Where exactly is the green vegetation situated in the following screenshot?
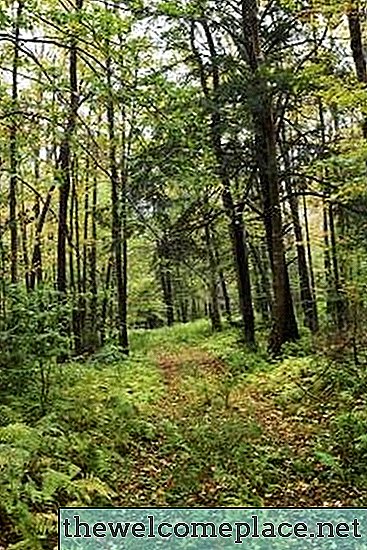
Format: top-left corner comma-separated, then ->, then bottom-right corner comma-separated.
1,321 -> 367,548
2,0 -> 367,547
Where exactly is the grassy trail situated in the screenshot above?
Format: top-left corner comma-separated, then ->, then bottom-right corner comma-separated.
115,321 -> 361,508
1,321 -> 366,548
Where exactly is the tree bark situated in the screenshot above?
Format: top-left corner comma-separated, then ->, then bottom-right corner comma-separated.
281,126 -> 318,332
191,20 -> 256,346
157,239 -> 175,327
204,223 -> 222,331
241,0 -> 299,353
88,168 -> 99,349
105,41 -> 129,353
57,0 -> 82,294
9,0 -> 23,284
347,1 -> 367,138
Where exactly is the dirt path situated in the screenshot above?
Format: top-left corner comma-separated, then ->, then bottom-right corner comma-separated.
153,346 -> 358,507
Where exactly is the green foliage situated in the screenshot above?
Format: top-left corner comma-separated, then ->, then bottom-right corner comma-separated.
0,286 -> 69,414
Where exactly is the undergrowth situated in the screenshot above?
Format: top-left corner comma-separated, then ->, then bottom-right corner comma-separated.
1,320 -> 367,548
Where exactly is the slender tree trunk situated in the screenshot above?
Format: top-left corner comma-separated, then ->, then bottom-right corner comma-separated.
281,127 -> 318,332
347,1 -> 367,138
212,230 -> 232,323
29,184 -> 55,290
191,20 -> 256,346
329,202 -> 348,330
157,240 -> 175,327
322,197 -> 334,319
302,194 -> 318,312
248,240 -> 272,322
120,154 -> 129,352
80,161 -> 89,343
73,166 -> 82,353
20,189 -> 30,290
9,0 -> 23,284
88,167 -> 99,349
57,0 -> 82,294
204,223 -> 222,331
100,256 -> 113,346
105,41 -> 129,353
241,0 -> 298,353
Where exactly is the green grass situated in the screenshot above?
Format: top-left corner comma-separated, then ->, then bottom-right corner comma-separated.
1,320 -> 367,548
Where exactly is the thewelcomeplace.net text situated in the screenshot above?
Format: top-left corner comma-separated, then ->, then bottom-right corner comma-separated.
61,513 -> 362,543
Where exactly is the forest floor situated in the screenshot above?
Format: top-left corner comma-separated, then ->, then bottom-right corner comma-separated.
2,320 -> 367,547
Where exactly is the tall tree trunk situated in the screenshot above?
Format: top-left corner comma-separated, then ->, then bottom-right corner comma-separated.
204,223 -> 222,331
318,98 -> 347,328
88,167 -> 99,349
248,240 -> 272,323
347,1 -> 367,138
9,0 -> 23,284
191,20 -> 256,346
80,163 -> 89,344
20,186 -> 30,290
72,166 -> 82,353
212,229 -> 232,323
29,185 -> 55,290
302,194 -> 318,313
105,44 -> 129,353
120,143 -> 129,352
241,0 -> 298,353
157,239 -> 175,327
322,197 -> 334,319
329,202 -> 348,330
57,0 -> 82,294
281,127 -> 318,332
100,256 -> 113,346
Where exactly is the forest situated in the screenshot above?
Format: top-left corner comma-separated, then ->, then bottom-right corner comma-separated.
1,0 -> 367,547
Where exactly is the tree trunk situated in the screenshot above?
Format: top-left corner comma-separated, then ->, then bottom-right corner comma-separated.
329,202 -> 348,330
105,42 -> 129,354
157,240 -> 175,327
281,126 -> 318,332
347,1 -> 367,138
9,0 -> 23,284
322,196 -> 334,319
248,240 -> 272,322
302,194 -> 318,314
88,168 -> 99,350
81,162 -> 89,343
204,223 -> 222,331
191,20 -> 256,346
241,0 -> 298,353
72,166 -> 82,354
212,230 -> 232,323
20,188 -> 30,290
57,0 -> 82,294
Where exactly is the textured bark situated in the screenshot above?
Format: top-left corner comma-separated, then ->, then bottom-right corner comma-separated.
9,0 -> 23,284
205,224 -> 222,331
192,20 -> 256,346
88,169 -> 99,349
157,240 -> 175,327
282,127 -> 318,332
248,240 -> 272,322
241,0 -> 299,353
57,0 -> 83,294
347,2 -> 367,137
105,44 -> 129,353
302,194 -> 318,315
